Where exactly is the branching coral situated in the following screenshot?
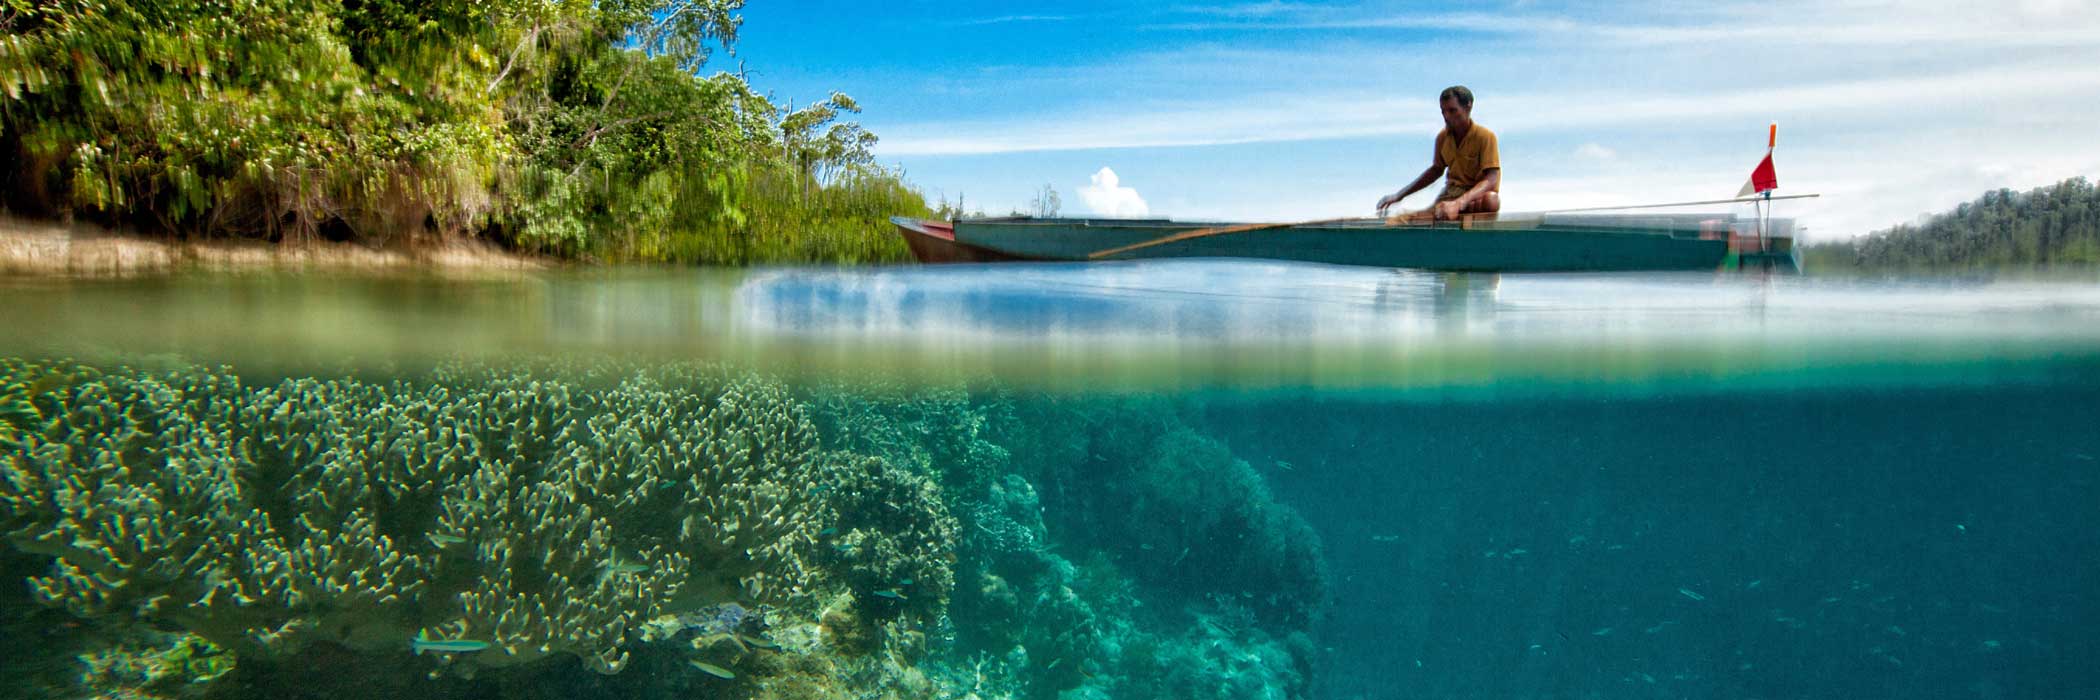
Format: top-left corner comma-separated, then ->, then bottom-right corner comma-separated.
0,361 -> 956,677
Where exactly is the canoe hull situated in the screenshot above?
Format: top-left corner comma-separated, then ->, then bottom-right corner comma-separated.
892,215 -> 1796,273
892,217 -> 1038,263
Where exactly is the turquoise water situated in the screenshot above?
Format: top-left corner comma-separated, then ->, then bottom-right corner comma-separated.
3,263 -> 2098,699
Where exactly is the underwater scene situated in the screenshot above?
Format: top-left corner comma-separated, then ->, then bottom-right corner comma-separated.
3,263 -> 2098,700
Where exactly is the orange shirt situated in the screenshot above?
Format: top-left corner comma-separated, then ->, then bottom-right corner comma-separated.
1435,124 -> 1500,200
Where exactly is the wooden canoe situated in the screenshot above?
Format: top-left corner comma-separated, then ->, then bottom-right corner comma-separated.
891,214 -> 1797,272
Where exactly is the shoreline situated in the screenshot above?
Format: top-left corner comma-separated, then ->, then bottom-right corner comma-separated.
0,213 -> 550,278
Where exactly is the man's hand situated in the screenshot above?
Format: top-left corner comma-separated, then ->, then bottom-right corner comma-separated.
1434,199 -> 1464,221
1376,192 -> 1403,216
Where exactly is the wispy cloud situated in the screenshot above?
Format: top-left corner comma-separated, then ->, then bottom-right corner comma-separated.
1145,2 -> 2100,47
1172,1 -> 1327,18
878,60 -> 2100,156
951,14 -> 1072,27
1573,143 -> 1616,161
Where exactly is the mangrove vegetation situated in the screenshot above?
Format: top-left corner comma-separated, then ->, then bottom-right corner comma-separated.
0,0 -> 925,264
1805,177 -> 2100,271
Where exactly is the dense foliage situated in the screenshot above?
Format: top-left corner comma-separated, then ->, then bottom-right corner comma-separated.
1805,177 -> 2100,271
0,0 -> 923,264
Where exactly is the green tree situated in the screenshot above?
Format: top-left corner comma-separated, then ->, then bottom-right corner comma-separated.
779,93 -> 877,196
0,0 -> 926,264
1804,177 -> 2100,271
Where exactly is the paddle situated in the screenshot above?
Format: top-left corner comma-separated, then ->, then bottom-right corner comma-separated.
1086,216 -> 1374,260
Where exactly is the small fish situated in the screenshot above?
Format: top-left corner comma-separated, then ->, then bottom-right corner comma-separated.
689,660 -> 736,679
897,578 -> 913,586
1745,579 -> 1762,589
426,533 -> 467,548
1370,534 -> 1401,543
1506,548 -> 1528,557
818,527 -> 838,537
1591,627 -> 1615,636
2073,453 -> 2094,462
412,633 -> 491,654
871,589 -> 907,600
603,562 -> 648,575
1274,460 -> 1294,471
1644,621 -> 1676,634
1678,587 -> 1706,602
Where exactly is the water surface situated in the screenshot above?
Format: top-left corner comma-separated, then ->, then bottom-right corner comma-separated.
3,262 -> 2097,700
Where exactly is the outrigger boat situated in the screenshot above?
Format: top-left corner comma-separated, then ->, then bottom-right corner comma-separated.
891,208 -> 1804,273
895,126 -> 1808,273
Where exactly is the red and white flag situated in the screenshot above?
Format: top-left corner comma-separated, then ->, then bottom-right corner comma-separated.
1738,124 -> 1779,197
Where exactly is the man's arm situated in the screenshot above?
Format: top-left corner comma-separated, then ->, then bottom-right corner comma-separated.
1434,168 -> 1500,220
1377,160 -> 1445,214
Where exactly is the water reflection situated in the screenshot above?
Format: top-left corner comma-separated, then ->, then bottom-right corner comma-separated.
3,264 -> 2099,390
1366,271 -> 1502,328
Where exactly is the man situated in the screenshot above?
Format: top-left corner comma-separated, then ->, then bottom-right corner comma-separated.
1376,86 -> 1501,221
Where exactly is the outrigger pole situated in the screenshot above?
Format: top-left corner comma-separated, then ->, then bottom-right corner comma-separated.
1538,192 -> 1818,214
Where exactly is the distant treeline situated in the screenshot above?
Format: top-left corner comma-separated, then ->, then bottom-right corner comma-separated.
0,0 -> 925,264
1806,177 -> 2100,271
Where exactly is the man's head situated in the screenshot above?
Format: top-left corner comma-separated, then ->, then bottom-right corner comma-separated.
1439,85 -> 1474,132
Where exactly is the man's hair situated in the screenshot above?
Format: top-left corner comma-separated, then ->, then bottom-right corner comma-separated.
1439,85 -> 1474,110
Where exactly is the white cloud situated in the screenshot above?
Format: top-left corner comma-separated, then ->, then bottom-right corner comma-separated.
1152,2 -> 2100,47
953,14 -> 1070,26
1078,168 -> 1151,217
1573,143 -> 1616,161
878,58 -> 2100,156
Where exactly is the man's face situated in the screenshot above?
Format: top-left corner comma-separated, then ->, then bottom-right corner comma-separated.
1440,96 -> 1471,131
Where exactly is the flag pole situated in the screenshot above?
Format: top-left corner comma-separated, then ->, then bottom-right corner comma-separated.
1760,124 -> 1777,249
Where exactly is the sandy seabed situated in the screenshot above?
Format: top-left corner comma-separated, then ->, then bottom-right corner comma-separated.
0,214 -> 548,277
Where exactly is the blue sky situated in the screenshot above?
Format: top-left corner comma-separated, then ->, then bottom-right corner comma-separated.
731,1 -> 2100,240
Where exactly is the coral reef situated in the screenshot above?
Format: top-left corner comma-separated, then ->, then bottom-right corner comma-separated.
2,360 -> 1330,700
803,386 -> 1329,700
993,397 -> 1332,632
0,360 -> 955,681
75,631 -> 237,697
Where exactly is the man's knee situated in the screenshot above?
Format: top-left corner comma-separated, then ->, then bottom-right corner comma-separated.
1476,191 -> 1501,212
